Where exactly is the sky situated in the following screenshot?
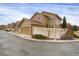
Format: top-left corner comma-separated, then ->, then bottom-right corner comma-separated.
0,3 -> 79,25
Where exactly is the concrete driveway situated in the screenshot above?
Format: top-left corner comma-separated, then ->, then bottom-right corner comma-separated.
0,31 -> 79,56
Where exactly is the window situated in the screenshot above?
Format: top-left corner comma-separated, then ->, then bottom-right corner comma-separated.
46,24 -> 48,28
48,18 -> 50,22
49,25 -> 50,28
52,25 -> 53,28
49,18 -> 50,21
49,18 -> 53,23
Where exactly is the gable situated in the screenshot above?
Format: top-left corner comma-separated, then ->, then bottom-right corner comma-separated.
15,21 -> 20,28
31,12 -> 48,25
19,18 -> 31,28
42,11 -> 62,21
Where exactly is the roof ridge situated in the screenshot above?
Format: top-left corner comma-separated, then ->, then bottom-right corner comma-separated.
42,11 -> 57,15
42,11 -> 62,20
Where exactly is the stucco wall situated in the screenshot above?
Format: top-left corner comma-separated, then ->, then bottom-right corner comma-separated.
20,20 -> 31,28
32,13 -> 46,25
32,27 -> 67,39
42,12 -> 61,28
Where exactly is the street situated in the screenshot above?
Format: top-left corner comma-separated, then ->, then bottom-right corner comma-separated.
0,31 -> 79,56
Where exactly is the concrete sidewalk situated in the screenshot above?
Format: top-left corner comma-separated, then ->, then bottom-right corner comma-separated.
7,32 -> 79,42
8,32 -> 32,39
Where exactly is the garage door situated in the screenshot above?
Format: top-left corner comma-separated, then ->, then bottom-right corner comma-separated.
21,27 -> 32,35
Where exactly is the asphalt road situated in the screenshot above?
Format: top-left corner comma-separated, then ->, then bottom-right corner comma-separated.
0,31 -> 79,56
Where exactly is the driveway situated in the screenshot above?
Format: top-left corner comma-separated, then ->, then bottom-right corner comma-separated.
0,31 -> 79,56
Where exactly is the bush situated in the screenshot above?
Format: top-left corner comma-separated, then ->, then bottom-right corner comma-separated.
72,25 -> 78,31
61,31 -> 74,40
61,31 -> 79,40
61,34 -> 73,40
68,31 -> 79,38
72,32 -> 79,38
32,34 -> 48,39
5,29 -> 11,32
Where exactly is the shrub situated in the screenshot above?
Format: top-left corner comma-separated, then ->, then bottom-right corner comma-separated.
32,34 -> 48,39
61,34 -> 73,40
5,29 -> 11,32
61,31 -> 79,40
72,32 -> 79,38
72,25 -> 78,31
61,31 -> 74,40
68,31 -> 79,38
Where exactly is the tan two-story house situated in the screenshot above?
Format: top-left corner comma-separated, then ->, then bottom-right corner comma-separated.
31,11 -> 62,28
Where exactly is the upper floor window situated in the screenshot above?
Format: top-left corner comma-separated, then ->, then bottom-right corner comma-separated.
49,18 -> 53,22
49,25 -> 50,28
46,24 -> 48,28
52,25 -> 53,28
47,17 -> 50,22
49,18 -> 50,21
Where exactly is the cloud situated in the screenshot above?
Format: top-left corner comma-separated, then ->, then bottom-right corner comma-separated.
0,3 -> 79,25
0,4 -> 31,25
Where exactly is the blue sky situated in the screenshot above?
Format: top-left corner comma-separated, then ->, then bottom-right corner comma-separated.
0,3 -> 79,25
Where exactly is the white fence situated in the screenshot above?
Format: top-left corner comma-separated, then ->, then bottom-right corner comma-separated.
32,27 -> 67,39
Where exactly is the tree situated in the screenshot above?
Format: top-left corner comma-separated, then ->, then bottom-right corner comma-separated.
72,25 -> 77,31
62,16 -> 67,28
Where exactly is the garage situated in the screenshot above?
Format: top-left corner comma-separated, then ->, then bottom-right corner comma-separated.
21,27 -> 32,35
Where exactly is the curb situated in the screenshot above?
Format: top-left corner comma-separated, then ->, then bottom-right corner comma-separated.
7,32 -> 79,43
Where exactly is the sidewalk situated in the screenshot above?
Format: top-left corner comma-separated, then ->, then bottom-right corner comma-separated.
8,32 -> 32,39
7,32 -> 79,42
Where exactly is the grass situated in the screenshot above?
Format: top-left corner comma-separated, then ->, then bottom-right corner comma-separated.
32,34 -> 48,39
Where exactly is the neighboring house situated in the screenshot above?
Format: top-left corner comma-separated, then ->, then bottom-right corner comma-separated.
4,24 -> 9,31
0,25 -> 6,30
77,26 -> 79,31
14,21 -> 20,33
5,24 -> 10,31
6,23 -> 16,32
18,18 -> 32,35
31,11 -> 62,28
18,18 -> 45,35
